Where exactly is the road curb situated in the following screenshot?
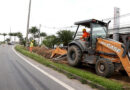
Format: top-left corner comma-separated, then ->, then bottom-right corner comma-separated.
49,64 -> 106,90
48,63 -> 130,90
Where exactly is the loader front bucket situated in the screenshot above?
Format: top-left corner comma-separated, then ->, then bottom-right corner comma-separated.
50,47 -> 67,58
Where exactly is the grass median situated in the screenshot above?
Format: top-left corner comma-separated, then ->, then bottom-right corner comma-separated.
15,45 -> 123,90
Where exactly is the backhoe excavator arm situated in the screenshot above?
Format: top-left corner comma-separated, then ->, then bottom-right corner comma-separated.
97,38 -> 130,77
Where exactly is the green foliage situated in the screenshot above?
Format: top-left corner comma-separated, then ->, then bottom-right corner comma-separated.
29,26 -> 39,38
29,26 -> 39,34
21,38 -> 26,46
9,32 -> 25,45
13,33 -> 17,36
42,35 -> 58,48
2,33 -> 7,42
29,26 -> 40,46
3,33 -> 7,36
33,40 -> 38,46
41,30 -> 74,48
6,38 -> 10,42
40,32 -> 47,37
8,32 -> 18,42
15,45 -> 123,90
57,30 -> 74,46
40,32 -> 47,45
17,32 -> 23,39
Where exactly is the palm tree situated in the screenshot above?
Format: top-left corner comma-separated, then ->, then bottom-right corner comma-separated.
42,35 -> 57,48
13,33 -> 17,42
29,26 -> 39,40
3,33 -> 7,42
57,30 -> 74,46
16,32 -> 23,43
9,33 -> 13,41
40,32 -> 47,42
16,32 -> 22,38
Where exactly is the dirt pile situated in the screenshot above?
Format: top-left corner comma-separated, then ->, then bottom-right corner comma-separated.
32,46 -> 67,60
32,46 -> 52,58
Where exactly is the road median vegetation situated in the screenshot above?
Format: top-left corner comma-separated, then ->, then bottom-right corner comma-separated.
15,45 -> 123,90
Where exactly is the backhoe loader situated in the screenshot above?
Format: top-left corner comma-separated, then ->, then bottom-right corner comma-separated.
67,19 -> 130,77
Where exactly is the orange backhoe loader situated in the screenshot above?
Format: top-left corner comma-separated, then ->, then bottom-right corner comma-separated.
50,47 -> 67,58
67,19 -> 130,77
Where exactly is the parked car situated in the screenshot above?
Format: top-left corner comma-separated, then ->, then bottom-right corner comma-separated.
8,42 -> 14,45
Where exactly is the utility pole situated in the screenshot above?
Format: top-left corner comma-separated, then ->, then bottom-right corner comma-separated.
113,7 -> 120,41
26,0 -> 32,47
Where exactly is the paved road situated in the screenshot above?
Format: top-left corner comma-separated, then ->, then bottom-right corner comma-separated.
0,45 -> 95,90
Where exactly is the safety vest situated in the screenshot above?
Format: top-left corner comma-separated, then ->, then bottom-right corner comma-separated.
30,42 -> 33,47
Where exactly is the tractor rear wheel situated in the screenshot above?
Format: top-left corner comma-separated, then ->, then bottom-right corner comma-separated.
95,59 -> 114,77
67,45 -> 82,67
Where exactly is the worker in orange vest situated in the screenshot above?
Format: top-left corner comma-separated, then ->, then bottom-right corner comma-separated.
29,40 -> 34,52
80,29 -> 90,41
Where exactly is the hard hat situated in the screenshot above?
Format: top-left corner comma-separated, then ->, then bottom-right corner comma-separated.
82,28 -> 86,32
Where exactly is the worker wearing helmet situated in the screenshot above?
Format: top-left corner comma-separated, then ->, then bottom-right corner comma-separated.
80,29 -> 90,41
29,40 -> 34,52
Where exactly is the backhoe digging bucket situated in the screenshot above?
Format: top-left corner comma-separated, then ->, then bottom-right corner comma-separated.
119,56 -> 130,77
50,47 -> 67,58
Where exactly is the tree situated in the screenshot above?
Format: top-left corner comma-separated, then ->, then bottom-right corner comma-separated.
9,33 -> 17,42
17,32 -> 23,39
6,38 -> 10,43
9,33 -> 13,41
2,33 -> 7,42
40,32 -> 47,42
29,26 -> 39,39
21,38 -> 26,46
16,32 -> 23,44
57,30 -> 74,46
42,35 -> 58,48
13,33 -> 17,42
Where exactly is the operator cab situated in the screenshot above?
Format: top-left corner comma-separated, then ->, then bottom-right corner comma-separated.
74,19 -> 108,49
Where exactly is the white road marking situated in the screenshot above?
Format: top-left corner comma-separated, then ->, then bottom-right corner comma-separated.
12,47 -> 75,90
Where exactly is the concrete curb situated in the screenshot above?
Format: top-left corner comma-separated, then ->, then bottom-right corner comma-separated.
49,64 -> 106,90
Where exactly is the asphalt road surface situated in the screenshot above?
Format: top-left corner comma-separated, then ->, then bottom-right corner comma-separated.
0,45 -> 95,90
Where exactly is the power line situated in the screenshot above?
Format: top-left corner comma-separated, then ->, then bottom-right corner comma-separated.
42,25 -> 77,30
103,13 -> 130,21
39,13 -> 130,30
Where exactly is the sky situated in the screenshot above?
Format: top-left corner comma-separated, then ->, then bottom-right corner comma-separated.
0,0 -> 130,41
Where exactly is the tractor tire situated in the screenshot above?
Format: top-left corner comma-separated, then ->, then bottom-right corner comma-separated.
95,59 -> 114,77
67,45 -> 82,67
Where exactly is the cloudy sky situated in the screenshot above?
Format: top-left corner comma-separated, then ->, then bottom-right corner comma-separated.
0,0 -> 130,41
